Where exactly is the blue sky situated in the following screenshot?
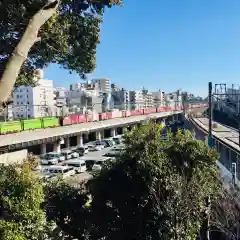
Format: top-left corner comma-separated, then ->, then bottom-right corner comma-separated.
44,0 -> 240,97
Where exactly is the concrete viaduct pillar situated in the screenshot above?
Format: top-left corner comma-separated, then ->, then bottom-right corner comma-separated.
53,141 -> 61,153
111,128 -> 116,137
41,143 -> 46,154
77,134 -> 83,146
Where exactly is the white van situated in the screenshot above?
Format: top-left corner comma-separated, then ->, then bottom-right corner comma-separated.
46,166 -> 75,178
65,159 -> 87,173
61,149 -> 73,160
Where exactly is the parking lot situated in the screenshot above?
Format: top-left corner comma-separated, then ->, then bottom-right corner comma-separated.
65,144 -> 125,186
39,140 -> 125,187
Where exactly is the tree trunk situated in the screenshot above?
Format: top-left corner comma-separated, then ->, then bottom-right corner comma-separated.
0,0 -> 59,108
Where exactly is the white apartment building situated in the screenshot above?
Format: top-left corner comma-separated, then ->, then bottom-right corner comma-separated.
12,69 -> 55,119
91,78 -> 111,93
152,90 -> 165,106
143,93 -> 154,108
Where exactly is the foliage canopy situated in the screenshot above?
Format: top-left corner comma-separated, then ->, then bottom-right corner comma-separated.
44,124 -> 222,239
0,163 -> 50,240
0,0 -> 122,87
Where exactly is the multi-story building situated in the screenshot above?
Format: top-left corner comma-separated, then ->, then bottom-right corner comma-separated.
55,86 -> 68,107
143,93 -> 154,108
129,90 -> 145,109
68,83 -> 103,113
92,78 -> 111,94
111,83 -> 121,92
112,88 -> 129,110
165,90 -> 182,107
152,90 -> 165,106
12,69 -> 55,119
70,83 -> 86,91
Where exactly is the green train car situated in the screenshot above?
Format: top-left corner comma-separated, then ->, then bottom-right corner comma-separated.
0,121 -> 22,134
0,117 -> 60,135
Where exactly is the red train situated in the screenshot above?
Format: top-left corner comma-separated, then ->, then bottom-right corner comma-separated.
59,104 -> 207,126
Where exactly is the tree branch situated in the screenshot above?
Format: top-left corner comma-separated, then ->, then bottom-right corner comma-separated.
0,0 -> 60,108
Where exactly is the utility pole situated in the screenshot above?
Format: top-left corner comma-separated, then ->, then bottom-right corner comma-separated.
208,82 -> 213,148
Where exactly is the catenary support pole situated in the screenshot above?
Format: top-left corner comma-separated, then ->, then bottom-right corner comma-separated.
208,82 -> 213,148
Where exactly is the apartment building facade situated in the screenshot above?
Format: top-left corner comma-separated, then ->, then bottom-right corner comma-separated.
12,69 -> 56,119
152,90 -> 165,106
112,88 -> 129,110
129,90 -> 145,109
92,78 -> 111,93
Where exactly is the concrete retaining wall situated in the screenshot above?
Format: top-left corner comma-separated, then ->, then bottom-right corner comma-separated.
0,149 -> 28,165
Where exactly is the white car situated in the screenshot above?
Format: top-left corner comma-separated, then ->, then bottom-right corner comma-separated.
40,157 -> 58,165
88,145 -> 102,151
71,151 -> 80,158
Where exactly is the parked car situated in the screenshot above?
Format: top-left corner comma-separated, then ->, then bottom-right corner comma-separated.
79,157 -> 111,171
40,155 -> 58,165
61,150 -> 73,160
46,166 -> 75,178
92,158 -> 112,171
102,139 -> 114,147
65,159 -> 87,173
103,150 -> 121,157
88,144 -> 102,151
112,137 -> 121,144
94,140 -> 105,149
75,145 -> 89,155
39,172 -> 57,181
71,151 -> 80,158
46,152 -> 65,162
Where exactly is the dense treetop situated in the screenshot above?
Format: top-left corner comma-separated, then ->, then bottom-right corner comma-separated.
0,0 -> 122,87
